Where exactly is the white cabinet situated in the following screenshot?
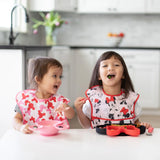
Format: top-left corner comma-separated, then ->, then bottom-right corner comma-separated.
78,0 -> 113,13
121,50 -> 160,109
128,64 -> 159,109
28,0 -> 77,12
146,0 -> 160,13
77,0 -> 145,13
77,0 -> 160,14
71,49 -> 96,100
0,49 -> 25,137
116,0 -> 145,13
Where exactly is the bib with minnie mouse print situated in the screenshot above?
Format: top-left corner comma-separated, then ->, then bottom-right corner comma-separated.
85,86 -> 139,128
16,89 -> 70,126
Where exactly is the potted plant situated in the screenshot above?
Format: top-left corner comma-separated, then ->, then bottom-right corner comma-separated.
32,11 -> 67,45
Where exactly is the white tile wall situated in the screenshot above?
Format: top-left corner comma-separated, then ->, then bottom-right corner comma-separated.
57,13 -> 160,47
1,13 -> 160,47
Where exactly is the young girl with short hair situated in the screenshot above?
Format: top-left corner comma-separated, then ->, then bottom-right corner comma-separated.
13,57 -> 75,134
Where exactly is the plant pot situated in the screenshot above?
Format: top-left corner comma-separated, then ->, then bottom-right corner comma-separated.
45,27 -> 57,46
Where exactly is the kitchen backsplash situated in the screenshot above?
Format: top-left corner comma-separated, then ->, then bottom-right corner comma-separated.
1,12 -> 160,47
58,13 -> 160,47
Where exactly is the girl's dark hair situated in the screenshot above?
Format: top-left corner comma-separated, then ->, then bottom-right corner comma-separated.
28,57 -> 62,89
89,51 -> 134,97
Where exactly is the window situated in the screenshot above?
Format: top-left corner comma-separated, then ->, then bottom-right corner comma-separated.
0,0 -> 27,32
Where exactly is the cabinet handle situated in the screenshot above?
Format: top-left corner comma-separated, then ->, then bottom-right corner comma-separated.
113,8 -> 117,11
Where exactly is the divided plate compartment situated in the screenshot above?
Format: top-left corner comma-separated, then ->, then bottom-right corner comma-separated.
96,124 -> 146,136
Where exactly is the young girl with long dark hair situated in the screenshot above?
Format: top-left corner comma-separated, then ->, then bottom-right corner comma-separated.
75,51 -> 151,129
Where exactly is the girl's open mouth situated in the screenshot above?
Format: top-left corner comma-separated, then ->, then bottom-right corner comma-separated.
107,74 -> 115,79
53,85 -> 58,89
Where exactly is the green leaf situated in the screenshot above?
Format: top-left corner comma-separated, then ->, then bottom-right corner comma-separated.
32,11 -> 66,33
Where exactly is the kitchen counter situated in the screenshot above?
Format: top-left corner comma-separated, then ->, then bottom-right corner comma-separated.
0,45 -> 51,50
1,45 -> 160,50
70,46 -> 160,50
0,128 -> 160,160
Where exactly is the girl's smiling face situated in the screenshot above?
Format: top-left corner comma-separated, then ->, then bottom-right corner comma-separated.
99,56 -> 124,92
36,66 -> 63,99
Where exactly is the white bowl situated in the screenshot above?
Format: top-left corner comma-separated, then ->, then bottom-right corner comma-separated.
107,37 -> 123,47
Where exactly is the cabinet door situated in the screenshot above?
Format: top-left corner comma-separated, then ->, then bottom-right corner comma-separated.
146,0 -> 160,13
117,0 -> 145,13
119,49 -> 160,109
128,64 -> 160,109
49,48 -> 96,106
72,49 -> 96,104
25,49 -> 48,88
0,49 -> 24,137
28,0 -> 76,12
78,0 -> 116,13
55,0 -> 77,12
78,0 -> 145,13
48,47 -> 74,104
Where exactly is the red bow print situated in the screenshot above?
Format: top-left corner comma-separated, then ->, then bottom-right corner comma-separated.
23,119 -> 28,124
31,98 -> 38,103
50,97 -> 56,102
30,116 -> 35,123
120,107 -> 129,115
49,115 -> 54,120
28,103 -> 35,111
38,110 -> 46,118
94,99 -> 100,103
47,102 -> 54,109
22,93 -> 29,99
106,96 -> 114,103
25,100 -> 29,105
63,98 -> 69,104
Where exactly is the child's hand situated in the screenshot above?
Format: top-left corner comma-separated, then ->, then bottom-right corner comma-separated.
55,103 -> 70,113
140,122 -> 152,129
20,124 -> 33,134
55,103 -> 75,119
74,97 -> 87,111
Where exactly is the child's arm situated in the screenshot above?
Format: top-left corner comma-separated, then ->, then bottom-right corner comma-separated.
135,119 -> 151,129
13,112 -> 32,134
55,103 -> 75,119
74,97 -> 91,128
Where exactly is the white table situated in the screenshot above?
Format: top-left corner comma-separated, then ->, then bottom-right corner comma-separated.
0,128 -> 160,160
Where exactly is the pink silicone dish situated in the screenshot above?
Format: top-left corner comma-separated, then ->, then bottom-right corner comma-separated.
29,120 -> 69,136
